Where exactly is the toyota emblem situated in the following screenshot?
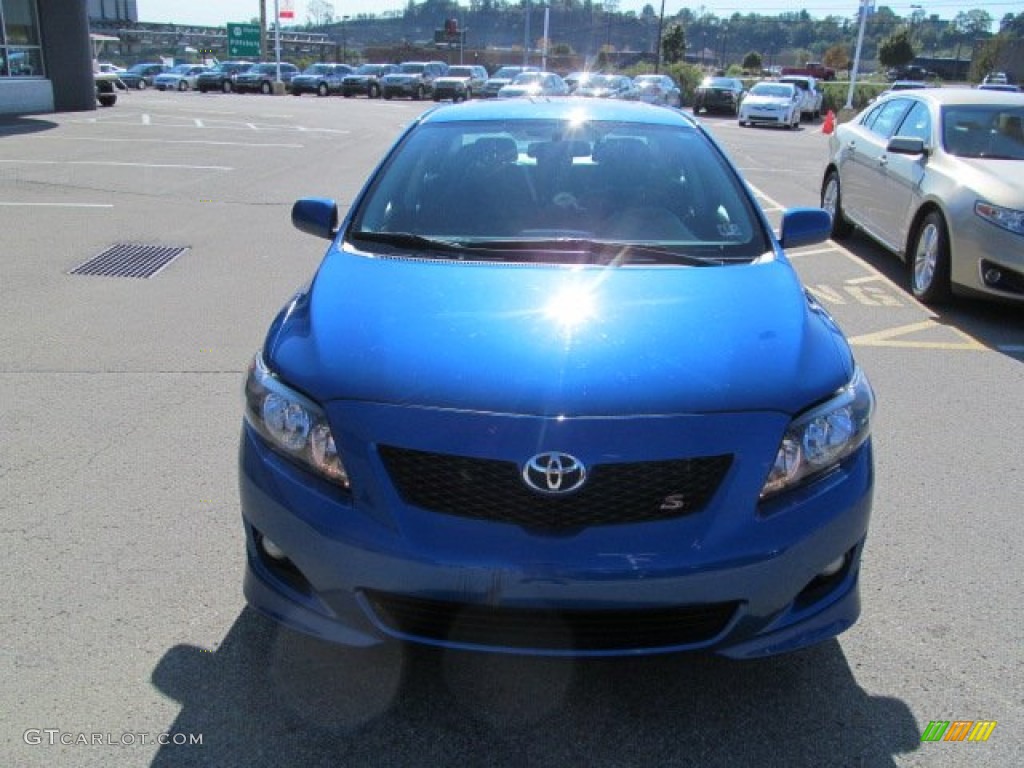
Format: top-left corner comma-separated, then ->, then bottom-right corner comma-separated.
522,452 -> 587,495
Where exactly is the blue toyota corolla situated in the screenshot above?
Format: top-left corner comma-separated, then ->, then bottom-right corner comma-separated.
239,98 -> 875,658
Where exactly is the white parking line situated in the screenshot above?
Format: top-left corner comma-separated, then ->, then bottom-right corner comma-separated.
0,202 -> 114,207
0,159 -> 232,170
28,136 -> 303,148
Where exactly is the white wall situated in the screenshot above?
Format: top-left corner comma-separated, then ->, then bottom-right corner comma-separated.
0,80 -> 56,114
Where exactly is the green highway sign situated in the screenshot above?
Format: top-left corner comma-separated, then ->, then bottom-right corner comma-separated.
227,23 -> 260,58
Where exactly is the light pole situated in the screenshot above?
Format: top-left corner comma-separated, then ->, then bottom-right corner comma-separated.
845,0 -> 871,110
655,0 -> 665,73
524,0 -> 531,66
541,5 -> 550,71
341,15 -> 349,64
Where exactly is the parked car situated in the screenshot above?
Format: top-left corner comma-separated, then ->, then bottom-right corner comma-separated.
982,71 -> 1010,85
564,70 -> 601,93
196,61 -> 252,93
479,66 -> 538,98
381,61 -> 448,100
821,89 -> 1024,304
153,64 -> 209,92
95,62 -> 125,75
290,63 -> 353,96
977,83 -> 1021,93
778,75 -> 823,120
118,62 -> 168,90
432,64 -> 489,102
340,63 -> 397,98
692,76 -> 745,116
632,74 -> 682,107
738,81 -> 802,129
572,74 -> 636,100
496,71 -> 569,99
886,65 -> 933,82
233,62 -> 300,94
239,98 -> 876,660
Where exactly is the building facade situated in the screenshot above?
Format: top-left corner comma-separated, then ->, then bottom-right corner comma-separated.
1,0 -> 96,115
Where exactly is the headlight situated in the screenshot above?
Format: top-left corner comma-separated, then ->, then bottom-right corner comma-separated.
975,201 -> 1024,236
761,367 -> 874,499
243,354 -> 350,488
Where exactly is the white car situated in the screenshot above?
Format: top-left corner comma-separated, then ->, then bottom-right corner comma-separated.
778,75 -> 823,121
738,82 -> 802,129
153,64 -> 209,92
496,71 -> 569,99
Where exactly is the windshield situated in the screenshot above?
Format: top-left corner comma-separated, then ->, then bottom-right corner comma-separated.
398,64 -> 425,74
750,84 -> 793,98
349,119 -> 768,264
446,67 -> 474,78
493,68 -> 522,79
168,64 -> 192,74
303,65 -> 332,75
943,106 -> 1024,160
512,73 -> 544,86
702,78 -> 736,88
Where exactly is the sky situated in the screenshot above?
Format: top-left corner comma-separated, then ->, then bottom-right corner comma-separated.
135,1 -> 1018,28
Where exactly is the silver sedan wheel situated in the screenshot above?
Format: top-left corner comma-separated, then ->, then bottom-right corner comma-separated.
910,211 -> 951,303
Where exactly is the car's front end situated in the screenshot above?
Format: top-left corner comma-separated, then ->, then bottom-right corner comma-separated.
433,77 -> 471,101
239,100 -> 875,659
381,75 -> 420,98
739,92 -> 799,128
694,81 -> 741,114
289,75 -> 321,95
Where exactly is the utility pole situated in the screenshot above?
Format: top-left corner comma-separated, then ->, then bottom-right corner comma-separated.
845,0 -> 871,110
655,0 -> 665,74
260,0 -> 267,61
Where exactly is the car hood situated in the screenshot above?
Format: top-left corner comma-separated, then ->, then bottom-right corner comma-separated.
744,95 -> 792,107
267,247 -> 851,416
950,158 -> 1024,204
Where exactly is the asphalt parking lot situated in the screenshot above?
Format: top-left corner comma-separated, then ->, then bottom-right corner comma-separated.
1,91 -> 1021,768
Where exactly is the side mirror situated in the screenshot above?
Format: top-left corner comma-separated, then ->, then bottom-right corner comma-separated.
291,197 -> 339,240
779,207 -> 833,250
887,136 -> 927,156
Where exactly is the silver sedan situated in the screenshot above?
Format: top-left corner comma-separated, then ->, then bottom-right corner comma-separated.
821,88 -> 1024,304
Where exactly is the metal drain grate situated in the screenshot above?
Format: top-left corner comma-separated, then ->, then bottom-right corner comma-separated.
69,244 -> 190,278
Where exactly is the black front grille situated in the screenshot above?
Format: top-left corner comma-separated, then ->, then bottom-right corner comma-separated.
378,446 -> 731,531
365,591 -> 738,652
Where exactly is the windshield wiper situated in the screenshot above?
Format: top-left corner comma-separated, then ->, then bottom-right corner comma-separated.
473,239 -> 734,266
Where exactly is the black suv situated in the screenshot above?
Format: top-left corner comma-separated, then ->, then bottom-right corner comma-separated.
380,61 -> 448,100
341,63 -> 397,98
233,62 -> 300,94
196,61 -> 253,93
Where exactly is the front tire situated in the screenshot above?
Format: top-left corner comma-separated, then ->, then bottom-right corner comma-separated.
413,85 -> 424,101
910,211 -> 952,304
137,80 -> 147,90
317,82 -> 329,97
368,83 -> 380,98
222,80 -> 232,94
260,80 -> 272,95
178,80 -> 188,92
821,171 -> 853,239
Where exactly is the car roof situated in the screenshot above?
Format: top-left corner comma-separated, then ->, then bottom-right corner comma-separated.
417,97 -> 698,127
878,87 -> 1024,106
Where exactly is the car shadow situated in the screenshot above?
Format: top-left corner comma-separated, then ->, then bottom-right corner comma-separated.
150,608 -> 921,767
0,115 -> 59,135
837,233 -> 1024,359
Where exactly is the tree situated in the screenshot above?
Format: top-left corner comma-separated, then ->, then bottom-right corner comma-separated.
307,0 -> 335,28
822,43 -> 849,72
661,23 -> 686,64
742,51 -> 762,72
878,30 -> 915,69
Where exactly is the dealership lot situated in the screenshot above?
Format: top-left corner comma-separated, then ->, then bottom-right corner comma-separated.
1,93 -> 1021,767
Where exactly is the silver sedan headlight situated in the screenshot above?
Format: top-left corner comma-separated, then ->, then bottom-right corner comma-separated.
761,367 -> 874,498
244,354 -> 350,488
975,201 -> 1024,236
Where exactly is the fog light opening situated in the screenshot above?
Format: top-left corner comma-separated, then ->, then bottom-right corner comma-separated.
261,536 -> 288,561
983,267 -> 1002,286
819,554 -> 847,578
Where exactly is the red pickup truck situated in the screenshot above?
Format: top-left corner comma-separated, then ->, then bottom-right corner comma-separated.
780,62 -> 836,81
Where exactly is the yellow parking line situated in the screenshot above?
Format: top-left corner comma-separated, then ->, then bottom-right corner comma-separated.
847,321 -> 986,350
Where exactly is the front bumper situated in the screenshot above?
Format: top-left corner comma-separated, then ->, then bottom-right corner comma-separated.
741,107 -> 794,126
948,211 -> 1024,303
239,400 -> 874,658
382,81 -> 425,97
